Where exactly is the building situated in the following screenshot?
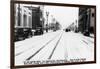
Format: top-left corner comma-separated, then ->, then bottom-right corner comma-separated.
15,4 -> 32,28
14,4 -> 33,41
14,4 -> 44,41
78,7 -> 95,36
31,6 -> 44,35
66,19 -> 78,32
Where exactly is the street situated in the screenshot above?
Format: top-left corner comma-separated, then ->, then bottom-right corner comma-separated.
15,30 -> 94,65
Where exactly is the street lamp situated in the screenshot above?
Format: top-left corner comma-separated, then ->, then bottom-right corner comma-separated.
46,11 -> 49,32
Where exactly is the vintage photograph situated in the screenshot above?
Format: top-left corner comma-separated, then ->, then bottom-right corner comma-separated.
13,2 -> 96,66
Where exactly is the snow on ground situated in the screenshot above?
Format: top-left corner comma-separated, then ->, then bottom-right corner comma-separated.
62,31 -> 94,61
15,30 -> 94,65
15,30 -> 61,65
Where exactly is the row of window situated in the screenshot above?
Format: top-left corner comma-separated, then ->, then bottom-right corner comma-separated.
15,4 -> 32,28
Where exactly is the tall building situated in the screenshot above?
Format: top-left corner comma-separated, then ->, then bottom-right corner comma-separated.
78,7 -> 95,36
14,4 -> 44,41
14,4 -> 32,28
31,6 -> 44,30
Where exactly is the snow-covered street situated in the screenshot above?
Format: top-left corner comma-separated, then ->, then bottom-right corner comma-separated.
15,30 -> 94,65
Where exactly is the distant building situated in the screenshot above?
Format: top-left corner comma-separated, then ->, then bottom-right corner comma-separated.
78,7 -> 95,36
67,20 -> 78,32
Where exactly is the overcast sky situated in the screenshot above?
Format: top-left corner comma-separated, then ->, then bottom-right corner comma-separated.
43,5 -> 79,29
21,4 -> 79,29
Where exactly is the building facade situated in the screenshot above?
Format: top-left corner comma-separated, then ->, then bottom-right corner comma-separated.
78,7 -> 95,36
14,4 -> 44,41
15,4 -> 32,28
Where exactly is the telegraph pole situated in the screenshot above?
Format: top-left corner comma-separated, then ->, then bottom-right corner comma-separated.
46,11 -> 49,32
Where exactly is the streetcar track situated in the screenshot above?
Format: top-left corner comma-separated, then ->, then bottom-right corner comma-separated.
85,38 -> 94,43
81,38 -> 94,51
48,33 -> 63,59
15,32 -> 60,56
82,37 -> 94,43
15,51 -> 23,56
26,32 -> 62,60
82,40 -> 88,45
15,45 -> 36,56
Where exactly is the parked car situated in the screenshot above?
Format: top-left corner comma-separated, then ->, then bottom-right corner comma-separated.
83,30 -> 90,36
34,28 -> 43,35
15,28 -> 25,41
65,28 -> 70,32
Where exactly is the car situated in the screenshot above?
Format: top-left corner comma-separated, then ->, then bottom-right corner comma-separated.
34,28 -> 43,35
65,28 -> 70,32
15,28 -> 25,41
83,30 -> 90,36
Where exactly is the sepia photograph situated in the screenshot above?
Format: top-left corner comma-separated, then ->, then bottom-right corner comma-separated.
10,1 -> 96,68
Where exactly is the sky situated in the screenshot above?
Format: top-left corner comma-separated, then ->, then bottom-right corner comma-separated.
20,4 -> 79,29
43,5 -> 79,29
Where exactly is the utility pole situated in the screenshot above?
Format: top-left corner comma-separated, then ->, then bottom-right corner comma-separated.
46,11 -> 49,32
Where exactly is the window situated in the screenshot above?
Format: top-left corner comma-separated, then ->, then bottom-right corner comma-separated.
23,14 -> 27,27
92,13 -> 94,17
